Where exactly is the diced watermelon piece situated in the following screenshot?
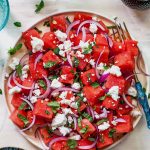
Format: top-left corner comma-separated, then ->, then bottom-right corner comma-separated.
83,85 -> 105,105
97,20 -> 109,34
51,140 -> 69,150
105,75 -> 126,94
111,41 -> 125,55
11,93 -> 23,108
95,34 -> 108,46
27,111 -> 33,124
78,139 -> 96,150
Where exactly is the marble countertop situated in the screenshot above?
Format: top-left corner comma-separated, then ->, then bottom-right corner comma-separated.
0,0 -> 150,149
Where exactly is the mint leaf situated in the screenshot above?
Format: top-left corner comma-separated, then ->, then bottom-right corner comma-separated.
109,129 -> 116,138
91,82 -> 99,88
38,80 -> 46,90
96,118 -> 108,125
16,64 -> 23,77
73,57 -> 79,68
44,61 -> 56,68
82,112 -> 93,122
14,22 -> 21,27
17,114 -> 29,126
47,101 -> 60,108
80,125 -> 88,134
54,47 -> 60,55
35,0 -> 44,13
67,139 -> 77,149
18,102 -> 27,110
8,43 -> 22,55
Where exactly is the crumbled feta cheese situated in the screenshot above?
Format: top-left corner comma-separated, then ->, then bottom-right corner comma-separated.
98,122 -> 110,131
9,58 -> 19,70
131,109 -> 142,117
79,40 -> 89,49
89,59 -> 95,67
55,30 -> 67,42
76,51 -> 85,58
71,82 -> 81,90
8,86 -> 21,95
69,134 -> 81,140
127,86 -> 137,97
89,23 -> 98,34
62,108 -> 74,115
92,16 -> 99,21
58,44 -> 64,50
51,91 -> 59,97
108,86 -> 120,101
59,126 -> 72,136
34,83 -> 39,89
31,37 -> 44,53
30,96 -> 38,103
51,78 -> 63,89
70,102 -> 78,109
83,97 -> 87,102
60,99 -> 71,105
59,91 -> 68,99
51,113 -> 67,128
59,50 -> 65,57
97,63 -> 105,71
109,65 -> 122,77
68,116 -> 73,124
111,120 -> 117,126
33,89 -> 41,96
61,75 -> 67,80
63,40 -> 72,51
22,65 -> 29,80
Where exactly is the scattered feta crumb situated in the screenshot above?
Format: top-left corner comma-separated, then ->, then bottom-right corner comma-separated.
9,58 -> 19,70
79,40 -> 89,50
59,126 -> 72,136
55,30 -> 67,42
127,86 -> 137,97
108,86 -> 120,101
89,59 -> 95,67
111,120 -> 117,126
51,78 -> 63,89
8,86 -> 21,95
33,89 -> 41,96
59,50 -> 65,57
109,65 -> 122,77
68,116 -> 73,124
59,91 -> 68,99
97,63 -> 106,70
51,113 -> 67,128
61,75 -> 67,80
31,37 -> 44,53
83,97 -> 87,102
63,40 -> 72,51
71,82 -> 81,90
69,134 -> 81,140
30,96 -> 38,103
62,108 -> 74,115
58,44 -> 64,50
89,23 -> 98,34
22,65 -> 29,80
34,83 -> 39,89
98,122 -> 110,131
76,51 -> 85,58
70,102 -> 78,109
51,91 -> 59,97
131,109 -> 142,117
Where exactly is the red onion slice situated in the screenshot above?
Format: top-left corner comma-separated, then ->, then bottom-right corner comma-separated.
95,50 -> 105,79
104,34 -> 113,48
28,82 -> 35,99
122,93 -> 134,108
81,27 -> 86,42
37,75 -> 51,99
78,135 -> 98,149
99,73 -> 109,83
99,108 -> 108,118
77,20 -> 105,35
34,53 -> 43,70
67,52 -> 73,67
13,71 -> 32,90
115,118 -> 126,123
19,53 -> 29,66
66,20 -> 80,39
89,106 -> 95,120
51,87 -> 79,96
49,137 -> 68,149
73,117 -> 77,130
20,98 -> 36,132
7,74 -> 13,88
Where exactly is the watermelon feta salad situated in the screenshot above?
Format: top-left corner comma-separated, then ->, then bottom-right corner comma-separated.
6,12 -> 142,149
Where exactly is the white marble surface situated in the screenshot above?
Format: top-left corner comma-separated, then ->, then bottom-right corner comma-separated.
0,0 -> 150,149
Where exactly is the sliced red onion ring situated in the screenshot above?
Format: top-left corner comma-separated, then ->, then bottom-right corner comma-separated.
104,34 -> 113,48
95,50 -> 105,79
20,53 -> 29,66
89,106 -> 95,120
99,108 -> 108,118
7,74 -> 13,88
125,73 -> 140,81
67,52 -> 73,67
81,27 -> 86,42
78,135 -> 98,149
109,56 -> 115,61
99,73 -> 109,83
72,45 -> 80,50
51,87 -> 79,96
34,53 -> 43,70
86,106 -> 91,115
115,118 -> 126,123
49,137 -> 68,149
73,117 -> 77,130
37,75 -> 51,99
77,20 -> 105,35
13,71 -> 32,90
66,20 -> 80,39
28,82 -> 35,99
20,98 -> 36,132
122,93 -> 134,108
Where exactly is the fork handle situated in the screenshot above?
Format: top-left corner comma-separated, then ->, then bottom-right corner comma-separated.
135,82 -> 150,129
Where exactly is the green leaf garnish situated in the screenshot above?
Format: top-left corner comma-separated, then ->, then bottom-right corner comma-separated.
73,57 -> 80,68
43,20 -> 50,27
91,82 -> 99,88
99,95 -> 106,101
48,75 -> 58,80
109,129 -> 116,138
103,65 -> 109,70
34,27 -> 42,33
96,118 -> 108,125
38,80 -> 46,90
8,43 -> 22,55
54,47 -> 60,55
80,125 -> 88,134
78,116 -> 82,128
44,61 -> 56,68
14,22 -> 21,27
0,89 -> 2,95
17,114 -> 29,126
18,102 -> 27,110
67,139 -> 77,149
35,0 -> 44,13
82,44 -> 92,54
47,101 -> 60,108
106,25 -> 116,29
82,112 -> 93,122
120,99 -> 125,104
45,110 -> 50,115
16,64 -> 23,77
88,137 -> 95,141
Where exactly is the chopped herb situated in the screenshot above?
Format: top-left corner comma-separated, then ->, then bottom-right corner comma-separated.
8,43 -> 22,55
38,80 -> 46,90
103,65 -> 109,70
109,129 -> 116,138
100,134 -> 104,143
16,64 -> 23,77
82,112 -> 93,122
99,95 -> 106,101
74,73 -> 79,82
48,75 -> 58,80
80,125 -> 88,134
88,137 -> 95,141
67,139 -> 77,149
14,22 -> 21,27
106,25 -> 116,29
62,57 -> 67,61
96,118 -> 108,125
120,99 -> 125,104
143,87 -> 146,93
34,27 -> 42,33
45,110 -> 50,115
47,101 -> 60,108
78,116 -> 82,127
82,44 -> 92,54
35,0 -> 44,13
18,102 -> 27,110
54,47 -> 60,55
86,73 -> 92,83
44,61 -> 56,68
66,16 -> 71,24
47,128 -> 53,134
91,82 -> 99,88
148,93 -> 150,99
73,57 -> 80,68
17,114 -> 29,126
79,79 -> 83,88
0,89 -> 2,95
43,20 -> 50,27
